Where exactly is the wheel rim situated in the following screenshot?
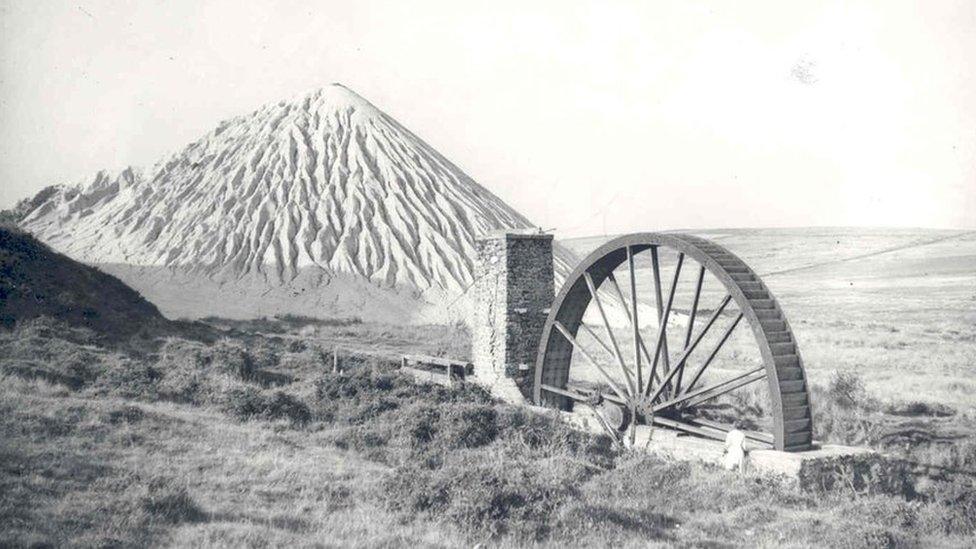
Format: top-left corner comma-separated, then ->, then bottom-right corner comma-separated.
533,233 -> 814,451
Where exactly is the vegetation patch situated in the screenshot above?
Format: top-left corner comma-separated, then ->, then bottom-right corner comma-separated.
223,387 -> 311,425
2,314 -> 975,546
140,478 -> 206,524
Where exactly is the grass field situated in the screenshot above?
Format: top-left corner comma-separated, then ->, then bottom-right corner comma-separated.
2,227 -> 975,547
2,313 -> 975,547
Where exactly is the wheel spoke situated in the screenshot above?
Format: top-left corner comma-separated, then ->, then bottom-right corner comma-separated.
579,322 -> 636,379
651,416 -> 728,443
686,417 -> 774,446
681,312 -> 744,394
627,247 -> 642,395
653,366 -> 764,413
654,416 -> 774,448
644,253 -> 683,397
539,383 -> 626,406
540,383 -> 626,441
604,272 -> 661,386
553,320 -> 630,402
646,294 -> 730,402
583,272 -> 636,396
648,247 -> 673,388
682,370 -> 766,408
675,265 -> 706,394
647,294 -> 732,404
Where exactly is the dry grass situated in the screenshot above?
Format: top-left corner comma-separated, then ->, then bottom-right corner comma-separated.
2,316 -> 975,547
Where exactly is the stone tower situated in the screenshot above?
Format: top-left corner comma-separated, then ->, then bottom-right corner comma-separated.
471,231 -> 554,403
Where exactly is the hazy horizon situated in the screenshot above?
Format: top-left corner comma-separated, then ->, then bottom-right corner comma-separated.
2,0 -> 973,237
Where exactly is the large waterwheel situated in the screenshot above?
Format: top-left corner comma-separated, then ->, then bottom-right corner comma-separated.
533,233 -> 814,451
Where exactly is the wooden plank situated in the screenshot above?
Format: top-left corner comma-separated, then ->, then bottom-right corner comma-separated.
401,366 -> 455,387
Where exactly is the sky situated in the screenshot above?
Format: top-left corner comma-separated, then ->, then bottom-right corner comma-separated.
1,0 -> 973,237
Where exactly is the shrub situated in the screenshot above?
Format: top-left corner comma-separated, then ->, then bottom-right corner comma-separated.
222,387 -> 311,425
276,347 -> 330,376
262,390 -> 311,424
103,404 -> 146,425
91,357 -> 161,400
2,359 -> 93,390
396,403 -> 441,447
495,408 -> 617,469
153,338 -> 262,404
376,402 -> 618,541
156,363 -> 210,404
222,386 -> 265,419
885,401 -> 955,418
0,322 -> 105,389
828,371 -> 869,410
330,424 -> 394,463
380,449 -> 592,540
312,369 -> 406,422
919,480 -> 976,535
211,338 -> 256,380
436,404 -> 498,449
140,479 -> 205,524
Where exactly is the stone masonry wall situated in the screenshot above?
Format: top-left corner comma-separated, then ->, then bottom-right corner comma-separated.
472,235 -> 506,388
472,232 -> 554,402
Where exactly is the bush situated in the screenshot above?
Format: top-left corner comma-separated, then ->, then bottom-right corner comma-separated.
2,358 -> 94,390
262,390 -> 311,424
390,402 -> 500,458
222,387 -> 311,425
91,357 -> 161,400
277,346 -> 329,372
312,368 -> 493,424
103,404 -> 146,425
140,479 -> 205,524
376,402 -> 618,541
885,401 -> 955,418
828,371 -> 870,410
495,408 -> 617,469
0,322 -> 104,389
436,404 -> 498,450
157,365 -> 210,404
154,338 -> 261,404
380,450 -> 592,540
211,338 -> 256,380
312,369 -> 407,423
397,403 -> 441,447
920,480 -> 976,535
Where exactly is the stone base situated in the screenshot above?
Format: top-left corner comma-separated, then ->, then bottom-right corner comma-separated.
532,406 -> 887,492
638,428 -> 883,490
470,372 -> 529,406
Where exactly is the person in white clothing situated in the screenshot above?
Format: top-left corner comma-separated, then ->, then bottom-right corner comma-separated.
723,429 -> 747,472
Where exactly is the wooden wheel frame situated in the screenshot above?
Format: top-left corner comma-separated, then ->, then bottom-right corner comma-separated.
533,233 -> 814,452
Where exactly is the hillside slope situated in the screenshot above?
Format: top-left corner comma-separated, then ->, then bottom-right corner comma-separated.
0,226 -> 167,338
16,85 -> 572,322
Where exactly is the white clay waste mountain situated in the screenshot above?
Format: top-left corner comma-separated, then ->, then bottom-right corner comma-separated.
18,84 -> 576,323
